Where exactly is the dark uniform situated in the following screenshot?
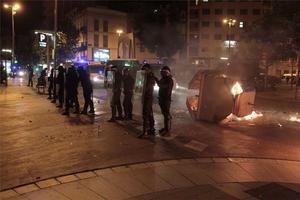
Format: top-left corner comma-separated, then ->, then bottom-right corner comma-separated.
56,65 -> 65,107
123,69 -> 135,120
108,67 -> 123,122
140,64 -> 156,136
27,66 -> 34,87
0,65 -> 7,85
155,66 -> 174,134
37,68 -> 47,87
78,68 -> 94,114
47,68 -> 54,99
62,66 -> 80,115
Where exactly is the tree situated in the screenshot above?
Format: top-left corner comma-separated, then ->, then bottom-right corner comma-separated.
56,12 -> 79,63
16,33 -> 40,66
244,1 -> 300,93
229,41 -> 262,81
133,2 -> 185,61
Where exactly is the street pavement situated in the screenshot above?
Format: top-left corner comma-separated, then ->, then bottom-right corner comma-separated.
1,158 -> 300,200
1,78 -> 300,199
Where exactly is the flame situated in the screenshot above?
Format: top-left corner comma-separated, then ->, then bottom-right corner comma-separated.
290,116 -> 300,123
237,111 -> 263,121
222,111 -> 263,124
231,82 -> 243,96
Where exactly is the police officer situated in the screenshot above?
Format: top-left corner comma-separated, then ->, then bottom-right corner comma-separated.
27,65 -> 34,87
108,66 -> 123,122
56,64 -> 65,108
38,68 -> 47,87
139,64 -> 156,137
78,67 -> 94,114
62,64 -> 80,115
51,66 -> 58,104
155,66 -> 174,135
47,68 -> 54,99
123,68 -> 135,120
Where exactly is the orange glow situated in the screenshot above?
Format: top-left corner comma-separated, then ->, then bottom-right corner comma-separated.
231,82 -> 243,96
290,116 -> 300,123
237,111 -> 263,121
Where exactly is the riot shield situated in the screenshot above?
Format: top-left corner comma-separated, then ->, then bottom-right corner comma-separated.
106,70 -> 115,89
134,70 -> 145,96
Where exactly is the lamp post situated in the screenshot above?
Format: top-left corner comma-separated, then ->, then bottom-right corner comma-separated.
223,18 -> 236,58
116,29 -> 123,58
3,3 -> 21,69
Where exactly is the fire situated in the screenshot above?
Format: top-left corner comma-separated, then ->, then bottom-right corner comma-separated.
290,116 -> 300,123
231,82 -> 243,96
221,111 -> 263,124
237,111 -> 263,121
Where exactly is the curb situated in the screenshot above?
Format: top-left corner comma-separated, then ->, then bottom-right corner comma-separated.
1,157 -> 300,198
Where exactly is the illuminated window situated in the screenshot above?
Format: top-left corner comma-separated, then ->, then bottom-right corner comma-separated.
239,21 -> 244,28
224,40 -> 237,48
190,34 -> 200,42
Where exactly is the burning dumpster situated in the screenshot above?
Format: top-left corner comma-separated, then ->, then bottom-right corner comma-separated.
186,70 -> 257,122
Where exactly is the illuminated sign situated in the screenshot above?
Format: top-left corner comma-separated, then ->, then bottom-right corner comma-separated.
93,48 -> 110,62
39,33 -> 47,48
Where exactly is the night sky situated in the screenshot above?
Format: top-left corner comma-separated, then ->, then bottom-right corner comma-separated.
1,1 -> 44,37
0,0 -> 138,48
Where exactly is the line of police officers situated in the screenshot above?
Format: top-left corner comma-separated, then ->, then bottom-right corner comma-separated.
109,64 -> 174,137
47,64 -> 94,115
46,63 -> 173,137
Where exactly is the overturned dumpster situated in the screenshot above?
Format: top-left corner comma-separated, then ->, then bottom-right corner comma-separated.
186,70 -> 256,122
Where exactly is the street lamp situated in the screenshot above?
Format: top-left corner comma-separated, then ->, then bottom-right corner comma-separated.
116,29 -> 123,37
3,2 -> 21,69
116,29 -> 123,58
223,18 -> 236,58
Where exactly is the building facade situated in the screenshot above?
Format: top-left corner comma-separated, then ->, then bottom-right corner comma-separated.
73,7 -> 159,63
74,7 -> 128,62
187,0 -> 268,65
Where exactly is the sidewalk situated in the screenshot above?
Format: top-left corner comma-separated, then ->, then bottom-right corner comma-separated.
0,79 -> 196,191
1,158 -> 300,200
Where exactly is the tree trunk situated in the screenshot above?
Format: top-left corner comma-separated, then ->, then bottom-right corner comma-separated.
295,56 -> 300,100
264,63 -> 269,90
290,59 -> 294,89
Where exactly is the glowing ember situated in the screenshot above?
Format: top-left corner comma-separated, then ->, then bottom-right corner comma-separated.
237,111 -> 263,121
221,111 -> 263,124
231,82 -> 243,96
290,116 -> 300,123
